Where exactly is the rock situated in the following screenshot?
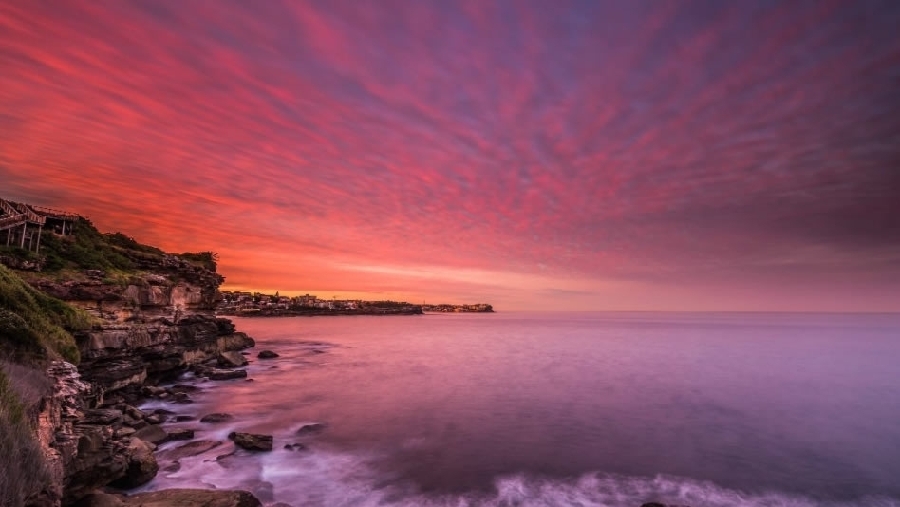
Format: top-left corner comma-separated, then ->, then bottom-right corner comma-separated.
82,409 -> 123,425
173,392 -> 193,403
175,415 -> 196,422
228,432 -> 273,451
109,438 -> 158,489
209,369 -> 248,380
311,349 -> 326,354
257,350 -> 279,359
132,424 -> 167,444
72,492 -> 125,507
154,408 -> 176,415
283,443 -> 307,451
156,440 -> 223,461
115,427 -> 136,438
123,405 -> 145,420
145,414 -> 162,424
169,384 -> 199,393
120,489 -> 261,507
162,461 -> 181,473
295,422 -> 326,435
200,412 -> 233,423
217,351 -> 249,368
167,428 -> 195,441
141,386 -> 166,397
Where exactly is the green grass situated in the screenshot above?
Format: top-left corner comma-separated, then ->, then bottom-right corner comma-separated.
0,264 -> 93,364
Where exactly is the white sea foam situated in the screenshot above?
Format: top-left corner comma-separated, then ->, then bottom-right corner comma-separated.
144,445 -> 900,507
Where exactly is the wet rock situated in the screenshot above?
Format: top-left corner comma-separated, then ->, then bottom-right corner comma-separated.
283,443 -> 307,451
209,369 -> 248,380
217,351 -> 249,368
173,392 -> 193,403
109,438 -> 158,489
169,384 -> 199,393
157,440 -> 224,461
175,415 -> 196,422
229,432 -> 273,451
141,386 -> 166,397
257,350 -> 279,359
145,414 -> 162,424
311,349 -> 326,354
154,408 -> 176,416
167,428 -> 195,441
132,424 -> 167,444
200,412 -> 233,423
295,422 -> 326,435
161,461 -> 181,473
120,489 -> 261,507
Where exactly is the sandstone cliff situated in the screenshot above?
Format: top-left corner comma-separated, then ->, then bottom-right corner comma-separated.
2,249 -> 255,506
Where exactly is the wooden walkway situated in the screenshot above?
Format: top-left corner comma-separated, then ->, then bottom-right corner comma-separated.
0,197 -> 74,252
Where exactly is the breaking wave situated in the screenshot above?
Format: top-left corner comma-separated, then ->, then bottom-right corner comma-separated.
143,444 -> 900,507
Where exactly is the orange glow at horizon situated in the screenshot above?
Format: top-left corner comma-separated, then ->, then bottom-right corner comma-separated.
2,1 -> 898,311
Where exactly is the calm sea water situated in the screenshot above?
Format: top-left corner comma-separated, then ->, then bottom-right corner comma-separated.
140,312 -> 900,506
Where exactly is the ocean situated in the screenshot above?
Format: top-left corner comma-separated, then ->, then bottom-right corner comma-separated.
138,312 -> 900,506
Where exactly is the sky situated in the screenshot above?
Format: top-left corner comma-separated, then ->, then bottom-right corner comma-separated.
1,1 -> 899,312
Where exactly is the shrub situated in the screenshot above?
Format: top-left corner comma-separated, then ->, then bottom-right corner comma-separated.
0,366 -> 51,507
0,264 -> 91,363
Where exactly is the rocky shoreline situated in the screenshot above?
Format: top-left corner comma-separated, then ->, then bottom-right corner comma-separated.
7,253 -> 269,507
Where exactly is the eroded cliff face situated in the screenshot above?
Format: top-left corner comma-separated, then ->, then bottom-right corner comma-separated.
25,254 -> 255,506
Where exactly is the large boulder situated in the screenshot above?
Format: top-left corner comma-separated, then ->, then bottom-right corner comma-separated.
217,351 -> 248,367
132,424 -> 167,444
200,413 -> 234,423
121,489 -> 261,507
109,438 -> 158,489
228,432 -> 273,451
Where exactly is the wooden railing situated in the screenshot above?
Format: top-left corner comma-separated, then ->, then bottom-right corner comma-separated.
30,204 -> 80,221
0,199 -> 17,217
0,213 -> 27,231
13,204 -> 46,225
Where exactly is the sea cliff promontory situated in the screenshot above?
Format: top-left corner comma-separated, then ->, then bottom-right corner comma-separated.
1,200 -> 259,506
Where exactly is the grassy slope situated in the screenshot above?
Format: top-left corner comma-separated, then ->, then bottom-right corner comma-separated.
0,264 -> 93,364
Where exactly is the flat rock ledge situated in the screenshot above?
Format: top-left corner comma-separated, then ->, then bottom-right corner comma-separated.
121,489 -> 261,507
228,432 -> 273,451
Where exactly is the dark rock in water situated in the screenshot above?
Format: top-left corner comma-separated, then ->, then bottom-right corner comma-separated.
283,443 -> 308,451
240,351 -> 251,355
154,408 -> 176,415
157,440 -> 223,461
145,414 -> 163,424
142,386 -> 166,397
244,480 -> 274,502
120,489 -> 261,507
132,424 -> 167,444
229,432 -> 273,451
295,422 -> 326,435
162,461 -> 181,473
200,412 -> 233,423
123,405 -> 145,420
167,428 -> 195,441
175,415 -> 196,422
217,351 -> 249,368
209,368 -> 248,380
257,350 -> 279,359
641,503 -> 689,507
170,384 -> 199,393
109,438 -> 158,489
270,503 -> 294,507
173,392 -> 193,403
311,349 -> 326,354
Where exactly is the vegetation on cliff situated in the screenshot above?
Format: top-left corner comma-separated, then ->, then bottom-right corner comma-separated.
0,364 -> 51,507
0,264 -> 93,364
1,216 -> 218,274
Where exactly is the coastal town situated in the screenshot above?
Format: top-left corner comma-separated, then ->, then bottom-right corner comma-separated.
218,290 -> 494,316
